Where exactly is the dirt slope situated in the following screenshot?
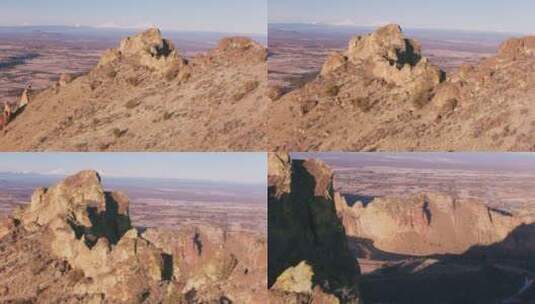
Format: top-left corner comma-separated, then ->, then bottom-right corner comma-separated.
0,28 -> 267,151
268,24 -> 535,151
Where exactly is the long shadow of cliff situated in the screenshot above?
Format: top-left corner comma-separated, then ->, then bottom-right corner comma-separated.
354,223 -> 535,304
341,193 -> 377,207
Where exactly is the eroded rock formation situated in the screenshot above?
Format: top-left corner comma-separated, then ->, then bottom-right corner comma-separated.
0,171 -> 266,303
268,153 -> 360,304
335,192 -> 529,256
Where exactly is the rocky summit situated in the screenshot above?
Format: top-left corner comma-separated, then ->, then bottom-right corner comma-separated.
0,28 -> 267,151
268,24 -> 535,151
268,153 -> 361,304
0,171 -> 267,303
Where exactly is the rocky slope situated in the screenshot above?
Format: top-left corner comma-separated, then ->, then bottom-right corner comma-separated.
0,171 -> 266,303
268,24 -> 535,151
268,153 -> 361,304
335,191 -> 532,256
0,28 -> 267,151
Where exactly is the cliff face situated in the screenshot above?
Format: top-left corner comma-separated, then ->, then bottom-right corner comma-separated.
0,171 -> 266,303
268,153 -> 360,303
268,24 -> 535,152
0,28 -> 267,152
335,192 -> 527,256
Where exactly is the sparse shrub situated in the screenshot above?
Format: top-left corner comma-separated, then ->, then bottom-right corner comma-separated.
90,80 -> 101,91
126,76 -> 141,87
410,89 -> 432,109
112,128 -> 127,138
233,80 -> 260,101
322,83 -> 340,97
106,69 -> 117,79
266,85 -> 284,101
441,98 -> 458,113
352,97 -> 373,112
300,100 -> 318,115
164,67 -> 180,81
125,99 -> 140,109
162,111 -> 174,120
180,71 -> 192,82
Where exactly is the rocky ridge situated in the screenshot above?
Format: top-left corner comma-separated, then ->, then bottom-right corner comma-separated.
268,24 -> 535,151
268,153 -> 361,304
335,191 -> 533,257
0,28 -> 267,151
0,171 -> 266,303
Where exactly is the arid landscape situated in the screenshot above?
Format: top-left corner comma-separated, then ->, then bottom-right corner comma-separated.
0,170 -> 267,302
268,23 -> 508,91
0,171 -> 266,233
0,26 -> 250,107
0,26 -> 268,151
268,23 -> 535,151
269,152 -> 535,303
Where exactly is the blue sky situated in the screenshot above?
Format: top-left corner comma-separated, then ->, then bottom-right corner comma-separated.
0,153 -> 266,184
0,0 -> 267,34
270,0 -> 535,33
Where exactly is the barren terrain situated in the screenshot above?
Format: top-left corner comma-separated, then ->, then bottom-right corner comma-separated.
0,26 -> 264,107
0,27 -> 268,151
268,24 -> 535,151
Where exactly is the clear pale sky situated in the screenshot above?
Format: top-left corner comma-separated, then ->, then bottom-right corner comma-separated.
270,0 -> 535,34
0,0 -> 267,34
0,153 -> 266,184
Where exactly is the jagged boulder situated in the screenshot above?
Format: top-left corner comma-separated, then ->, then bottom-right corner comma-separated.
97,28 -> 188,76
320,24 -> 444,108
268,153 -> 360,303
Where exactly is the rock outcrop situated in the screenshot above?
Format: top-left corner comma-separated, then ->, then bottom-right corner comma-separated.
0,28 -> 267,151
269,25 -> 535,151
268,153 -> 360,303
0,171 -> 266,303
97,28 -> 188,77
321,24 -> 444,96
335,192 -> 525,256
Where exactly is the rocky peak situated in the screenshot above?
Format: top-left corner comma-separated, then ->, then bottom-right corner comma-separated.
97,28 -> 187,75
498,36 -> 535,60
268,153 -> 292,198
347,24 -> 422,67
321,24 -> 444,98
210,36 -> 267,63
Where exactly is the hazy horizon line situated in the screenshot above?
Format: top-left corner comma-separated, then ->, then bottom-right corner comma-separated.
269,21 -> 526,36
0,170 -> 266,187
0,24 -> 267,36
